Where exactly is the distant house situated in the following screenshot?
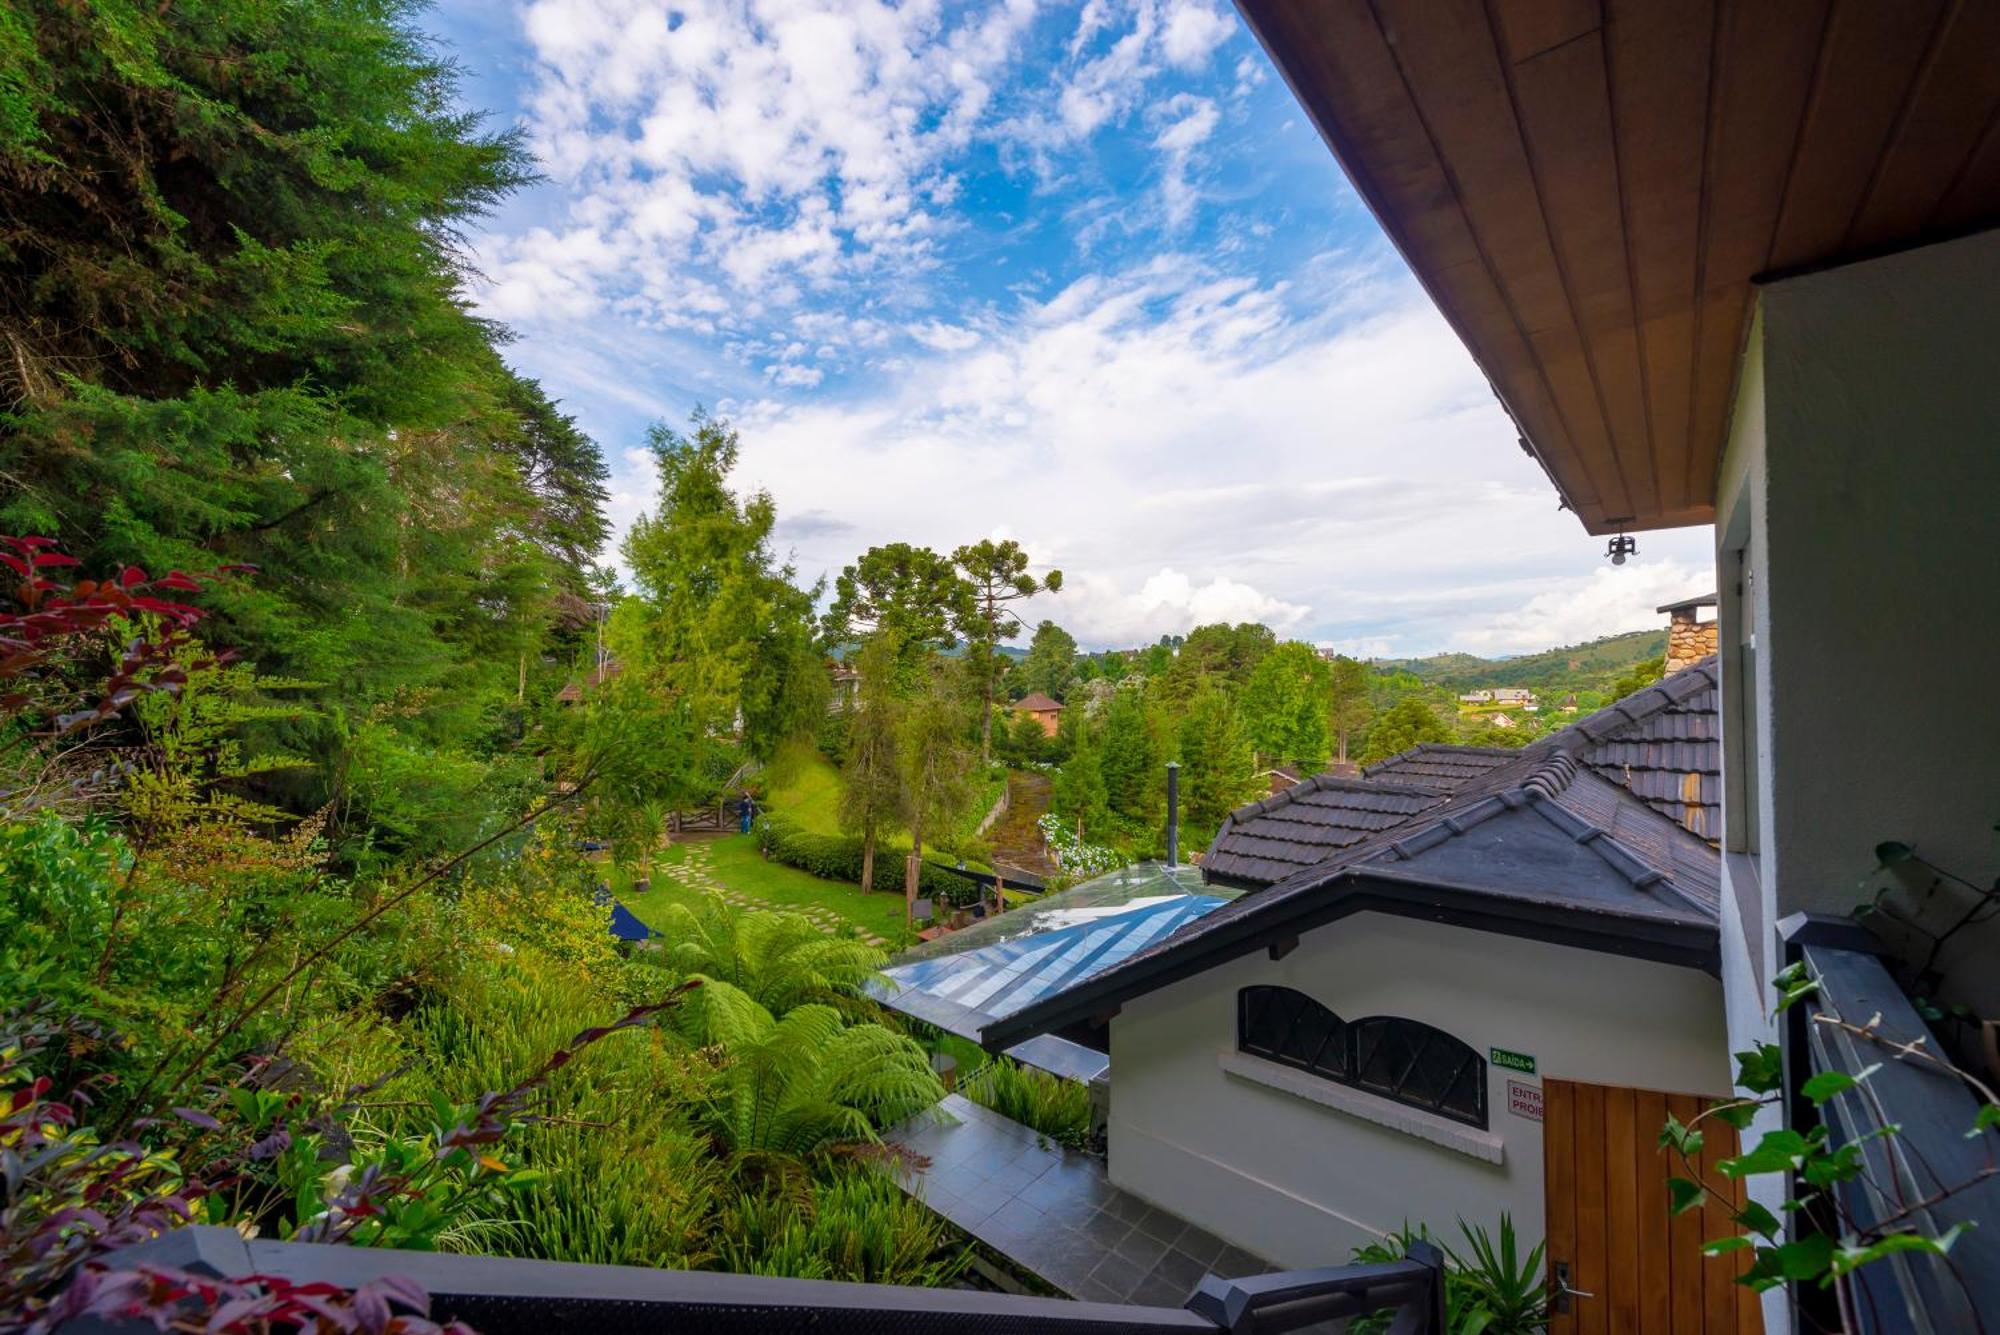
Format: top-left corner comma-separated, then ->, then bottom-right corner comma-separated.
1011,691 -> 1064,738
1492,687 -> 1535,705
1488,711 -> 1516,728
1457,689 -> 1493,704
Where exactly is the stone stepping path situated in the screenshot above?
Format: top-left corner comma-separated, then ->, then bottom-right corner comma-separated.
655,843 -> 891,948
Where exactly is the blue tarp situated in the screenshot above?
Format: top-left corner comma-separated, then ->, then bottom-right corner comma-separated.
609,899 -> 655,942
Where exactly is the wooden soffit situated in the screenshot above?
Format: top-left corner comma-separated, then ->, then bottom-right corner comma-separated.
1239,0 -> 2000,534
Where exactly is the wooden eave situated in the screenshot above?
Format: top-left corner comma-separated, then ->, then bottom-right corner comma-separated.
1238,0 -> 2000,534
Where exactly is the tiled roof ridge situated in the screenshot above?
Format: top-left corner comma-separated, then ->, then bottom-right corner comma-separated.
1559,655 -> 1719,751
1361,741 -> 1518,777
1221,770 -> 1450,824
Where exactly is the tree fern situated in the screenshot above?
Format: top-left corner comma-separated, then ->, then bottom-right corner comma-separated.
652,900 -> 884,1017
679,982 -> 943,1157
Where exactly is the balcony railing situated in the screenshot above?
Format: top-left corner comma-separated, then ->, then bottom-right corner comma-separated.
80,1226 -> 1447,1334
1782,913 -> 2000,1332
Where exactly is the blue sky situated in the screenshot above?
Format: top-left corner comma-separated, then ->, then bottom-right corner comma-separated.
425,0 -> 1714,655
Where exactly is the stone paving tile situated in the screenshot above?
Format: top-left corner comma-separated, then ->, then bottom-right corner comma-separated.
883,1095 -> 1272,1308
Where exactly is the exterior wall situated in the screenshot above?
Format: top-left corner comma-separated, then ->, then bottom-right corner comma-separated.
1718,229 -> 2000,1021
1105,913 -> 1729,1267
1716,232 -> 2000,1332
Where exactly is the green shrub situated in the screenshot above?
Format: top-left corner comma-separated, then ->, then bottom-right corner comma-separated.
716,1167 -> 971,1285
755,815 -> 980,907
962,1058 -> 1092,1150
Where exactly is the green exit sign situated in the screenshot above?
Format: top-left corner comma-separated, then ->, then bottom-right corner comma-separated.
1490,1047 -> 1536,1074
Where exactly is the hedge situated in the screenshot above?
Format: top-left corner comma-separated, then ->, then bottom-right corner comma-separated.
755,816 -> 982,907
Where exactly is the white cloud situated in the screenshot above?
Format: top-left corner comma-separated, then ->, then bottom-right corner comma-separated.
1159,0 -> 1233,68
1150,93 -> 1218,225
1062,568 -> 1310,644
910,320 -> 983,352
687,254 -> 1714,651
1449,562 -> 1713,656
765,362 -> 825,387
477,0 -> 1046,325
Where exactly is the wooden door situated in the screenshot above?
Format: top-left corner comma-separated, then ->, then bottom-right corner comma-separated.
1543,1079 -> 1761,1335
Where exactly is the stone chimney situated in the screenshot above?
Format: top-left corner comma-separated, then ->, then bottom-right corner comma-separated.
1657,594 -> 1719,675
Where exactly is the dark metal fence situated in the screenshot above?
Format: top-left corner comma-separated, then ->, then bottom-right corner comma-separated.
75,1227 -> 1447,1334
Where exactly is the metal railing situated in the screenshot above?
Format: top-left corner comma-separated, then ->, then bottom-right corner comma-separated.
80,1227 -> 1447,1334
1782,913 -> 2000,1333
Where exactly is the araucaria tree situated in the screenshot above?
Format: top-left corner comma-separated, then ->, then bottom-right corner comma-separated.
822,544 -> 972,688
899,673 -> 975,919
839,638 -> 907,895
951,540 -> 1061,762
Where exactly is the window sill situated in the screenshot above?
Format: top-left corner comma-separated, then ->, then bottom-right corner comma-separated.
1218,1050 -> 1505,1165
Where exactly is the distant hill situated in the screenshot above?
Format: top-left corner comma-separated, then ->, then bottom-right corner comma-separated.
1375,627 -> 1666,693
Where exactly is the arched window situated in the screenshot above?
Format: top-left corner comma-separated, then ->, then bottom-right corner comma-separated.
1349,1016 -> 1487,1128
1238,985 -> 1348,1079
1236,988 -> 1488,1129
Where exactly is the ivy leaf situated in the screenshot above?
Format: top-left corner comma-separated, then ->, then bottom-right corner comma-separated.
1722,1129 -> 1811,1178
1702,1235 -> 1753,1256
1732,1200 -> 1782,1239
1772,1232 -> 1835,1282
1802,1065 -> 1879,1106
1830,1225 -> 1971,1278
1667,1177 -> 1708,1215
1735,1044 -> 1785,1093
1970,1104 -> 2000,1139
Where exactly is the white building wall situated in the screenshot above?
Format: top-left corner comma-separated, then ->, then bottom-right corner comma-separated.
1715,229 -> 2000,1332
1105,912 -> 1729,1267
1717,228 -> 2000,1023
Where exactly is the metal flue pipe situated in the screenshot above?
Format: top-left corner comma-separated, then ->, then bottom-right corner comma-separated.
1165,761 -> 1180,867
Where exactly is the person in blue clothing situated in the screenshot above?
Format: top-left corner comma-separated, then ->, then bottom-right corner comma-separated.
737,791 -> 756,834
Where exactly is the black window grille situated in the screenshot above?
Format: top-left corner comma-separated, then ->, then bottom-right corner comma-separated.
1239,985 -> 1348,1079
1236,988 -> 1488,1129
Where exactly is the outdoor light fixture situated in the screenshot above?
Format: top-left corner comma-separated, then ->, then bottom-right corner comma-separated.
1607,533 -> 1637,566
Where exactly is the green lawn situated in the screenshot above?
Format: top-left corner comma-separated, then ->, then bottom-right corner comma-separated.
760,749 -> 846,835
616,834 -> 920,946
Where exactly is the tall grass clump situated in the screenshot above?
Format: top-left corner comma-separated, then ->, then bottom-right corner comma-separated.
963,1058 -> 1092,1149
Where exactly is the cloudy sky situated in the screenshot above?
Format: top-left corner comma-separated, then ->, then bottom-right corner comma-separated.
427,0 -> 1715,656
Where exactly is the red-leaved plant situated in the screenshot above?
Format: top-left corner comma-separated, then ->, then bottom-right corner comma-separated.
0,535 -> 243,735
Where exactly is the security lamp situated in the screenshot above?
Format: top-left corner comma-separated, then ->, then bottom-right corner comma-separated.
1607,533 -> 1637,566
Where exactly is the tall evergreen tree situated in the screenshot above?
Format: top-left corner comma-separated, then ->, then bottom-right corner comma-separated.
1326,655 -> 1372,766
619,411 -> 824,782
899,673 -> 975,920
839,638 -> 906,895
1020,620 -> 1079,701
1175,687 -> 1256,841
1098,685 -> 1159,821
951,539 -> 1060,763
0,0 -> 609,852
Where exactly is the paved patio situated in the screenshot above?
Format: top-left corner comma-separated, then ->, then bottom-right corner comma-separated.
885,1095 -> 1273,1306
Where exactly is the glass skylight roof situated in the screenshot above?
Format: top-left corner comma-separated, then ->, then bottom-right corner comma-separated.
874,861 -> 1237,1047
